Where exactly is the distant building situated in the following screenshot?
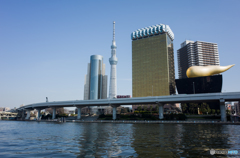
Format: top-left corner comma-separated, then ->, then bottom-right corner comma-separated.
234,102 -> 240,115
4,107 -> 10,111
84,55 -> 108,100
0,107 -> 11,112
177,40 -> 220,79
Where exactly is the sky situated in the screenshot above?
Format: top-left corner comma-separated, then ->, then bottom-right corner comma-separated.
0,0 -> 240,109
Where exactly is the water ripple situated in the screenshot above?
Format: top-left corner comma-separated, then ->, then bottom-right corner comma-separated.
0,121 -> 239,157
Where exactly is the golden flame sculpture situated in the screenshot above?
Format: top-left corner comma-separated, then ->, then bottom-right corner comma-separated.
186,64 -> 235,78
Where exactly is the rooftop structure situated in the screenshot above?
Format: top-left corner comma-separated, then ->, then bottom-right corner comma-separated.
131,24 -> 174,41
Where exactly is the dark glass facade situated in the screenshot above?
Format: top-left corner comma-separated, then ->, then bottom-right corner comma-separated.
132,33 -> 176,97
175,75 -> 222,94
177,45 -> 189,79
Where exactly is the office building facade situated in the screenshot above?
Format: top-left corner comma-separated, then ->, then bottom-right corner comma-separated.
84,55 -> 107,100
177,40 -> 220,79
131,24 -> 176,98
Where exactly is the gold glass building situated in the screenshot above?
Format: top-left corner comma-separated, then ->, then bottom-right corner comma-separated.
131,24 -> 175,98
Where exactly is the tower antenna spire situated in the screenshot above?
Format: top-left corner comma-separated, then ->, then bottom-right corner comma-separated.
113,21 -> 115,41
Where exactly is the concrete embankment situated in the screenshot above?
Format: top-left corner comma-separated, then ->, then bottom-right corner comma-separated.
5,119 -> 240,124
66,120 -> 240,125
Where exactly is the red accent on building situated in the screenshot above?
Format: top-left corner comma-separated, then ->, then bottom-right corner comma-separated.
116,95 -> 131,98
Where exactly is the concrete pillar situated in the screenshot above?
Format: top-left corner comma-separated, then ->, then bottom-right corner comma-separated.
158,103 -> 164,119
112,106 -> 117,120
37,109 -> 41,120
26,110 -> 30,120
220,99 -> 226,122
52,107 -> 56,119
22,110 -> 25,120
77,107 -> 82,119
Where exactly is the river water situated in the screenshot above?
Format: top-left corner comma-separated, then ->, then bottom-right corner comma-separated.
0,121 -> 239,158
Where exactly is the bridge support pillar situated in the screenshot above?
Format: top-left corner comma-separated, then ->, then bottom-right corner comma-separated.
52,107 -> 56,119
22,110 -> 25,120
157,103 -> 164,120
220,99 -> 226,122
77,107 -> 82,119
26,110 -> 30,120
111,105 -> 119,120
37,109 -> 41,120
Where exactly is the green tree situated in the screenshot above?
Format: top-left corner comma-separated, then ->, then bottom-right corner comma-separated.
149,105 -> 153,112
155,105 -> 159,113
212,109 -> 216,114
202,108 -> 207,114
217,109 -> 220,114
189,103 -> 198,114
143,106 -> 148,112
137,106 -> 142,112
181,103 -> 187,113
207,108 -> 211,114
226,109 -> 230,115
200,102 -> 209,114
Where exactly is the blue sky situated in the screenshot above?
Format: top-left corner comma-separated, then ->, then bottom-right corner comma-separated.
0,0 -> 240,109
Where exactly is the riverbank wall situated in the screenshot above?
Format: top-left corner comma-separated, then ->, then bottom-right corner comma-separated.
3,119 -> 240,125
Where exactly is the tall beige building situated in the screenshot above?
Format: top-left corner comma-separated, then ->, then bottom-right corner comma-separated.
131,24 -> 176,98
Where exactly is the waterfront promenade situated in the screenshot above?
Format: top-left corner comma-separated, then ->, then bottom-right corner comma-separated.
14,119 -> 240,125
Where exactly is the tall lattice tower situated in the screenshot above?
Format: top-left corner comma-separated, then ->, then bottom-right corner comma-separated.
109,21 -> 118,98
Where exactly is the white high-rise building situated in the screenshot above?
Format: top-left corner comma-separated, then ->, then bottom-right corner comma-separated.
177,40 -> 220,79
109,21 -> 118,99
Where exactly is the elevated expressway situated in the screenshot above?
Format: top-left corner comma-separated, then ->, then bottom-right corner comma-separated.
17,92 -> 240,121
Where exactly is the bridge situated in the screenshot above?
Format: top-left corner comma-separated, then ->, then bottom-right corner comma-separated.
17,92 -> 240,122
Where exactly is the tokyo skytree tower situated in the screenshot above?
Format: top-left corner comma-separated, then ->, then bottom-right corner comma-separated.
109,21 -> 118,98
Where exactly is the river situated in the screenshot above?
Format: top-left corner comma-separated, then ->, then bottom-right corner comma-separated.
0,121 -> 239,157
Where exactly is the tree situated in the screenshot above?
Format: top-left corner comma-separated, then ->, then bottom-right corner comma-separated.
149,105 -> 153,114
226,109 -> 230,115
217,109 -> 220,114
156,105 -> 159,113
149,105 -> 153,111
181,103 -> 187,113
57,108 -> 64,115
137,106 -> 142,112
199,102 -> 210,114
207,108 -> 211,114
189,103 -> 198,114
212,109 -> 216,114
201,108 -> 207,114
121,108 -> 128,114
143,106 -> 148,112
